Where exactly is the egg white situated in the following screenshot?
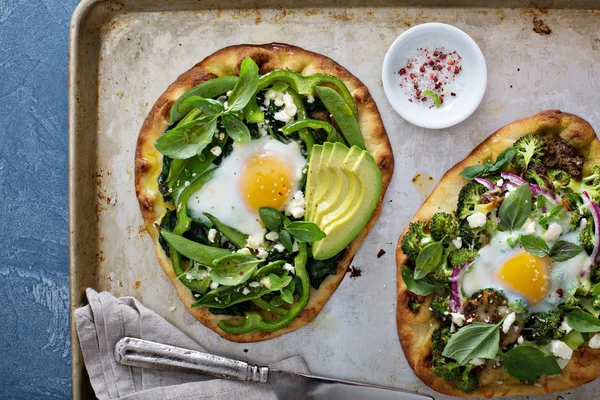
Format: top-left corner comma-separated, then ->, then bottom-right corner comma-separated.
186,136 -> 306,237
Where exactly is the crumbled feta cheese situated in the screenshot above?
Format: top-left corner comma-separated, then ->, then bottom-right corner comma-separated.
469,358 -> 485,366
557,358 -> 570,369
560,318 -> 573,334
185,273 -> 195,281
260,276 -> 272,289
210,146 -> 222,156
551,339 -> 573,361
517,336 -> 524,345
218,132 -> 225,140
257,122 -> 268,137
467,212 -> 487,228
256,247 -> 269,259
248,281 -> 260,288
226,90 -> 232,97
507,184 -> 517,192
246,231 -> 266,249
242,287 -> 251,295
452,237 -> 462,249
306,94 -> 315,103
223,101 -> 229,109
451,312 -> 465,327
273,243 -> 285,252
210,281 -> 220,290
285,190 -> 306,218
292,241 -> 299,252
283,263 -> 295,274
589,334 -> 600,349
184,180 -> 191,187
544,223 -> 563,242
524,219 -> 536,235
207,228 -> 217,243
496,179 -> 504,187
236,247 -> 251,255
502,312 -> 516,334
265,231 -> 279,242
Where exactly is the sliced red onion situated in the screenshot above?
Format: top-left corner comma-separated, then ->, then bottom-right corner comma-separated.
500,172 -> 527,185
581,192 -> 600,276
474,177 -> 496,190
530,183 -> 559,204
449,261 -> 471,313
501,181 -> 518,192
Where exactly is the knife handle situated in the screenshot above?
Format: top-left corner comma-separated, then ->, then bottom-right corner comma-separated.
114,337 -> 269,383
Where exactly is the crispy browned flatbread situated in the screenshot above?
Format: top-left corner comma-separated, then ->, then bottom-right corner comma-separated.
135,43 -> 393,342
396,110 -> 600,397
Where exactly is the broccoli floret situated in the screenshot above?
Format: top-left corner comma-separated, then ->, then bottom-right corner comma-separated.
409,297 -> 421,312
572,165 -> 600,204
431,358 -> 462,381
561,295 -> 580,309
449,248 -> 479,269
429,212 -> 459,241
457,182 -> 487,220
506,236 -> 520,248
512,134 -> 546,173
455,365 -> 479,394
459,220 -> 485,250
430,295 -> 451,322
401,221 -> 432,262
548,169 -> 571,188
579,220 -> 595,255
524,163 -> 551,190
593,298 -> 600,310
509,298 -> 529,315
522,310 -> 564,344
433,263 -> 454,283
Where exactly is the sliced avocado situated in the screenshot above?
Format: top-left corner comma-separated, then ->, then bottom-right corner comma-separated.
305,143 -> 382,260
304,145 -> 323,222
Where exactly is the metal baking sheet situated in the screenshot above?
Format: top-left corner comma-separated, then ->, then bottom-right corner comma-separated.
69,1 -> 600,398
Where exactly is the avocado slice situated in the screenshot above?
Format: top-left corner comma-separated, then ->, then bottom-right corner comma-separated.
304,145 -> 323,222
306,143 -> 382,260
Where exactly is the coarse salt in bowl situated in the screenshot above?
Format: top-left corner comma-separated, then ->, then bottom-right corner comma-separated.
382,23 -> 487,129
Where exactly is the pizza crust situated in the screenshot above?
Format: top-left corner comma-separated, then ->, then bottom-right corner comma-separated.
135,43 -> 394,342
396,110 -> 600,397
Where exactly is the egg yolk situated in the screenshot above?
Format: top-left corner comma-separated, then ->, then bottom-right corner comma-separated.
240,152 -> 294,211
497,251 -> 550,305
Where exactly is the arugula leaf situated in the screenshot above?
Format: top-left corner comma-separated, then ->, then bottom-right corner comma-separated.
227,57 -> 259,112
503,346 -> 561,381
498,184 -> 532,231
279,229 -> 293,252
519,234 -> 550,257
258,207 -> 283,231
422,90 -> 441,108
284,221 -> 326,243
182,96 -> 225,115
222,113 -> 251,144
459,147 -> 516,180
549,241 -> 584,262
442,321 -> 501,364
414,241 -> 444,280
154,116 -> 218,159
401,265 -> 436,296
210,254 -> 264,286
566,309 -> 600,332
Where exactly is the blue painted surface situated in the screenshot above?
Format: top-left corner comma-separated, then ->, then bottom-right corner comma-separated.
0,0 -> 79,398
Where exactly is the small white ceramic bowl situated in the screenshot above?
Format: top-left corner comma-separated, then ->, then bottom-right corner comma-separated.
382,23 -> 487,130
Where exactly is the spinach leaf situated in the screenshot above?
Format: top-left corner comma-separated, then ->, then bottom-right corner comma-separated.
182,96 -> 225,115
158,156 -> 173,199
549,241 -> 584,262
414,241 -> 444,280
498,184 -> 532,231
459,147 -> 516,179
158,210 -> 177,256
210,254 -> 264,286
222,113 -> 251,144
208,301 -> 251,316
566,309 -> 600,332
195,283 -> 269,309
442,321 -> 501,364
306,255 -> 339,290
227,57 -> 259,112
284,221 -> 326,243
401,265 -> 436,296
503,346 -> 561,381
154,115 -> 218,159
519,234 -> 550,257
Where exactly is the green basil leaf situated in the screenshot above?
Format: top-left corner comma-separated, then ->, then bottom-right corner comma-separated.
459,165 -> 487,180
160,229 -> 232,265
154,116 -> 218,159
227,57 -> 259,112
487,147 -> 516,174
442,322 -> 501,365
258,207 -> 283,231
279,229 -> 293,252
519,234 -> 550,257
538,205 -> 564,227
401,265 -> 436,296
579,297 -> 600,317
498,184 -> 533,231
284,221 -> 326,243
414,241 -> 444,280
268,273 -> 284,291
592,282 -> 600,298
566,309 -> 600,332
281,289 -> 294,304
182,96 -> 225,115
503,346 -> 562,381
193,283 -> 270,308
222,113 -> 251,144
210,254 -> 264,286
549,240 -> 584,262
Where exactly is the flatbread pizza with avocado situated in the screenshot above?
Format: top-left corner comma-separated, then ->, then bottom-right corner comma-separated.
396,110 -> 600,396
135,43 -> 393,342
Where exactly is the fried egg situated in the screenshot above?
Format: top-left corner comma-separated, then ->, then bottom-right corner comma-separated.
461,229 -> 591,313
186,136 -> 306,238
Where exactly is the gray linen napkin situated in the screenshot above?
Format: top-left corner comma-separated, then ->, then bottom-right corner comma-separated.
75,288 -> 308,400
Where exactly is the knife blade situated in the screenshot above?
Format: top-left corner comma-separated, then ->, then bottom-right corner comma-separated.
115,337 -> 432,400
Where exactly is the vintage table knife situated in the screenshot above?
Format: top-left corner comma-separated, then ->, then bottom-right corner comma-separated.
115,337 -> 433,400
